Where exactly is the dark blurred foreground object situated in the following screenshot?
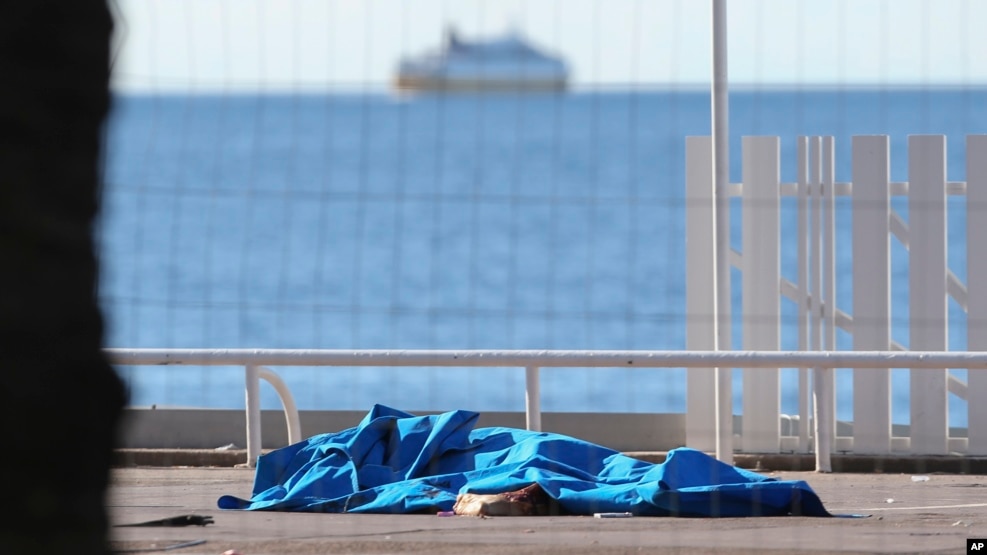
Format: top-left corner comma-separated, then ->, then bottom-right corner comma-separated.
0,1 -> 126,554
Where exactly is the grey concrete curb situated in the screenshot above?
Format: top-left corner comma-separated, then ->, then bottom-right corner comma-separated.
114,449 -> 255,468
114,448 -> 987,473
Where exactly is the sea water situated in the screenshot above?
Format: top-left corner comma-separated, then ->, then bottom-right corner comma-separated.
100,88 -> 987,426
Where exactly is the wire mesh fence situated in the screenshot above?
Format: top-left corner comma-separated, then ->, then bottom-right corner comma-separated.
102,0 -> 987,424
96,1 -> 987,552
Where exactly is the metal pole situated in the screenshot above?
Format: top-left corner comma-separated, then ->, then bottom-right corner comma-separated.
525,366 -> 542,431
815,136 -> 837,472
813,367 -> 834,471
256,366 -> 303,445
711,0 -> 733,464
104,348 -> 987,370
245,365 -> 262,468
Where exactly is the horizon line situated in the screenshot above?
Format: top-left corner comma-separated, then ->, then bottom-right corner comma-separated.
110,81 -> 987,95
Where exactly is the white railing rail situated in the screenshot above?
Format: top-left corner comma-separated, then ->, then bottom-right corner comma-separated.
106,348 -> 987,471
686,134 -> 987,459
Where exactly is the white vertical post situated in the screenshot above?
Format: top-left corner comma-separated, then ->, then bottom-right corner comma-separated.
908,135 -> 948,455
245,364 -> 263,467
796,137 -> 810,453
686,136 -> 719,452
711,0 -> 733,464
525,366 -> 542,431
810,137 -> 826,467
968,135 -> 987,454
810,137 -> 823,355
814,136 -> 836,472
822,136 -> 836,349
741,136 -> 780,453
851,136 -> 892,454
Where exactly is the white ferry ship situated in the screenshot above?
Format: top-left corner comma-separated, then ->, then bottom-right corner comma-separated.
395,27 -> 569,92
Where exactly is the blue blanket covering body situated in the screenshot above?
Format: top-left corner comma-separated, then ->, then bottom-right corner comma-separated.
218,405 -> 831,517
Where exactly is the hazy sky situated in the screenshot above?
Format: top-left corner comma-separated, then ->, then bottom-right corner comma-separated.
111,0 -> 987,92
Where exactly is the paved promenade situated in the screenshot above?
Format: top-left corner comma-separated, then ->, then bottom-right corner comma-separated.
108,461 -> 987,554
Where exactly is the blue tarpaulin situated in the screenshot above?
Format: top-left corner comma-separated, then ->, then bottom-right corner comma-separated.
218,405 -> 832,517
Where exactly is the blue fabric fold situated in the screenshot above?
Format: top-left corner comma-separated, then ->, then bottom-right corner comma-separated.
218,405 -> 832,517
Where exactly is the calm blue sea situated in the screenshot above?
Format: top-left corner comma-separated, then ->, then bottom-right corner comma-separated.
100,88 -> 987,426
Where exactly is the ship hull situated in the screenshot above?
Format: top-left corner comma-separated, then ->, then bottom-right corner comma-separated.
394,74 -> 567,93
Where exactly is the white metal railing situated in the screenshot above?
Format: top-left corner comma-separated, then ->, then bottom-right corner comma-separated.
105,348 -> 987,471
686,134 -> 987,458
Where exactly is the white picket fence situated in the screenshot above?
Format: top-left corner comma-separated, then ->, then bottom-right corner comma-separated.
685,134 -> 987,456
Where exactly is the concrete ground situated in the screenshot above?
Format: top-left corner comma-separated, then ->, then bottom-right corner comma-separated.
108,462 -> 987,554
